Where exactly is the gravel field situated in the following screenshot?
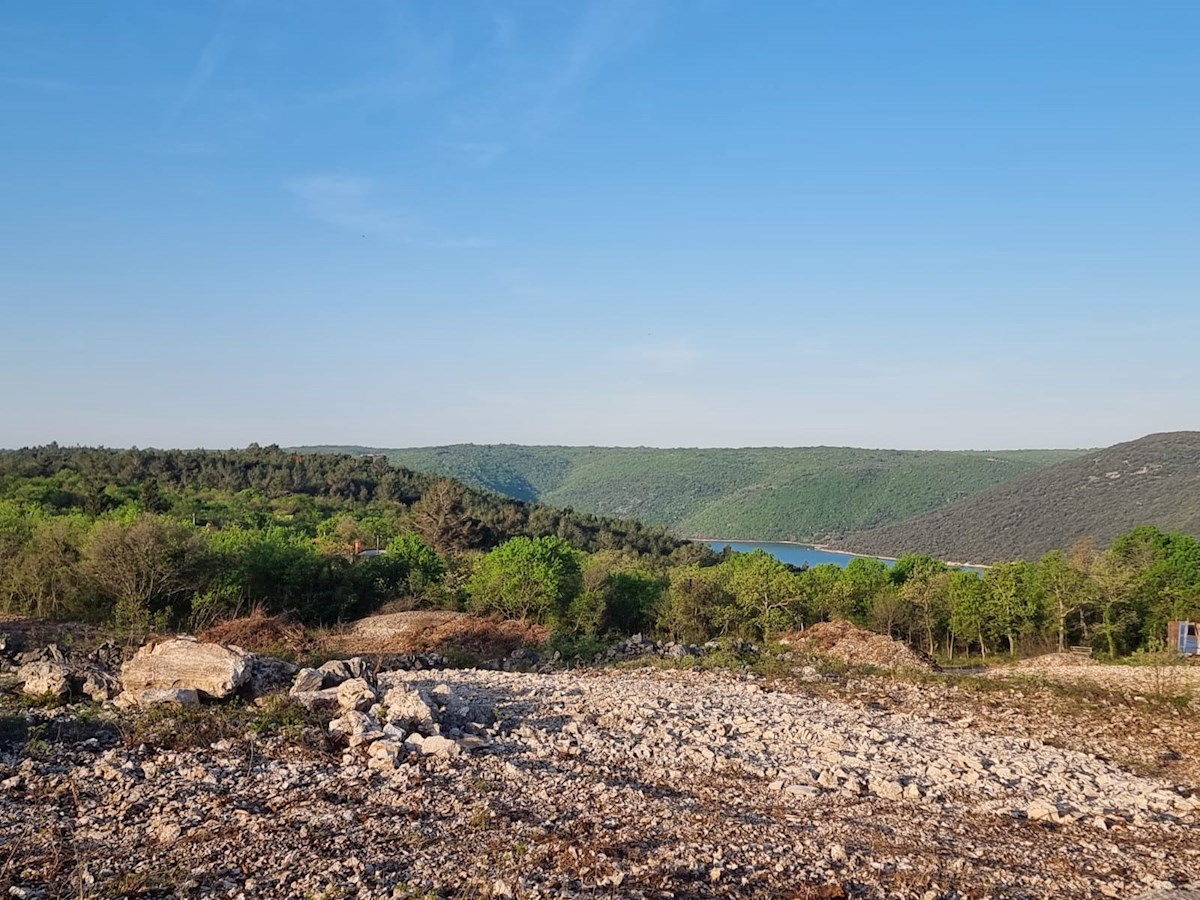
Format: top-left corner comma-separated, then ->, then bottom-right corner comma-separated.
3,665 -> 1199,899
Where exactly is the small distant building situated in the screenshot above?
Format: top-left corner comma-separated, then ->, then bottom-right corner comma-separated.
1168,620 -> 1199,655
353,539 -> 386,560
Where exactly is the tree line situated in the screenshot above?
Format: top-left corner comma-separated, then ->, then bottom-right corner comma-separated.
673,527 -> 1198,656
460,526 -> 1199,658
1,447 -> 1196,657
0,447 -> 701,634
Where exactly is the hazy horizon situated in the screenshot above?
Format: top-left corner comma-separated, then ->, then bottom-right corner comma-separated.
0,437 -> 1130,454
3,2 -> 1198,449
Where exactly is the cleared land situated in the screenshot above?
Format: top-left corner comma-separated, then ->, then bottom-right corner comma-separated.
2,619 -> 1198,898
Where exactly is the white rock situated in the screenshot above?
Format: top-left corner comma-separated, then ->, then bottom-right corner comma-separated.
16,660 -> 71,697
291,667 -> 324,694
120,687 -> 201,707
383,687 -> 437,735
121,637 -> 250,700
290,688 -> 341,711
318,659 -> 353,686
419,735 -> 462,758
80,669 -> 120,701
337,678 -> 377,712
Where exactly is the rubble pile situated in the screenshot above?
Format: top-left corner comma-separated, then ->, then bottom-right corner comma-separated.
782,619 -> 940,671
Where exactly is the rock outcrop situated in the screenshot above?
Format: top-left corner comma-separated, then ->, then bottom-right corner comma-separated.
15,660 -> 72,698
119,636 -> 250,704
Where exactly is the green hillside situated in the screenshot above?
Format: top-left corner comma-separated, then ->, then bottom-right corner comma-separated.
296,445 -> 1084,542
834,432 -> 1200,563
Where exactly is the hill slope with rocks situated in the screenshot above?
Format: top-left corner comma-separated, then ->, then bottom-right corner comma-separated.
297,444 -> 1083,542
834,432 -> 1200,563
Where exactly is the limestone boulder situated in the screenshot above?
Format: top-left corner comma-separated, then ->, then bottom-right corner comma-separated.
121,636 -> 250,701
120,688 -> 201,707
291,667 -> 324,694
382,686 -> 437,736
80,668 -> 121,701
17,660 -> 71,698
336,677 -> 377,713
418,735 -> 462,758
317,659 -> 353,687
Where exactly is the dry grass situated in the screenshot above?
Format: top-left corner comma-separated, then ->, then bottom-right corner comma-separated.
327,611 -> 548,662
197,609 -> 311,658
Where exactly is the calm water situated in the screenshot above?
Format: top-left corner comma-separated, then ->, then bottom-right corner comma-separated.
701,540 -> 986,571
701,540 -> 886,568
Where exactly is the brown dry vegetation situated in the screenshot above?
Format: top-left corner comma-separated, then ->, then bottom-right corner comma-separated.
326,610 -> 549,661
197,609 -> 311,657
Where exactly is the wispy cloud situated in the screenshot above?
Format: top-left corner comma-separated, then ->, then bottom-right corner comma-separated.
285,174 -> 490,248
302,6 -> 453,110
521,0 -> 662,140
439,1 -> 666,164
166,0 -> 241,126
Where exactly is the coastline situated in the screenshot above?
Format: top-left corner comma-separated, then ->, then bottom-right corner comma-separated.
690,536 -> 895,562
691,537 -> 989,570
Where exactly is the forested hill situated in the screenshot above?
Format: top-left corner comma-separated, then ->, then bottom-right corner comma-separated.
833,432 -> 1200,564
296,445 -> 1083,542
0,445 -> 690,558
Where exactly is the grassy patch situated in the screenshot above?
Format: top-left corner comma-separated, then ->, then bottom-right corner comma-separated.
121,696 -> 330,752
545,632 -> 611,663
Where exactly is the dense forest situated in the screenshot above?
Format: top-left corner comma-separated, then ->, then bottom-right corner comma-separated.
1,446 -> 1197,659
299,444 -> 1083,542
837,432 -> 1200,564
0,445 -> 699,630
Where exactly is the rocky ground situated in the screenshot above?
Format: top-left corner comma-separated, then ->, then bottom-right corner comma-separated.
3,658 -> 1199,899
993,655 -> 1200,697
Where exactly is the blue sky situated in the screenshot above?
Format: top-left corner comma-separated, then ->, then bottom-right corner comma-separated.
1,1 -> 1197,450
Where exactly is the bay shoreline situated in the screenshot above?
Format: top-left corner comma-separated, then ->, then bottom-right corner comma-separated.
691,537 -> 988,570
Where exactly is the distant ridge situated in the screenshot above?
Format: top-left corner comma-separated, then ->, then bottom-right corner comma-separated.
294,444 -> 1084,543
832,432 -> 1200,564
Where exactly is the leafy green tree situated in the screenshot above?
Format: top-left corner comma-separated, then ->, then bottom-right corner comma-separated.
838,557 -> 891,622
601,569 -> 665,635
983,561 -> 1041,655
795,563 -> 846,622
868,582 -> 906,637
657,565 -> 730,644
385,533 -> 446,595
1109,526 -> 1200,647
948,570 -> 988,656
203,526 -> 330,621
1073,543 -> 1142,658
85,515 -> 204,636
467,536 -> 583,623
890,554 -> 946,585
1036,549 -> 1094,651
724,549 -> 804,638
564,590 -> 607,637
3,514 -> 89,619
903,568 -> 952,655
